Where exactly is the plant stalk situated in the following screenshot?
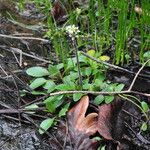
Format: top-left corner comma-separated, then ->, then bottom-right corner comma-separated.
72,38 -> 82,89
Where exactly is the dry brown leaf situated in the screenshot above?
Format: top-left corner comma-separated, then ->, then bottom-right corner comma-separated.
67,95 -> 99,149
68,95 -> 89,129
68,95 -> 98,135
98,103 -> 113,140
78,113 -> 98,135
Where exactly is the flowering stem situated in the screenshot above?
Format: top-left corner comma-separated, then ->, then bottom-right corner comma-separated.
72,38 -> 82,89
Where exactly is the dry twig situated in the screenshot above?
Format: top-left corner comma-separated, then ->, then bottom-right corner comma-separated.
0,33 -> 49,43
128,59 -> 150,91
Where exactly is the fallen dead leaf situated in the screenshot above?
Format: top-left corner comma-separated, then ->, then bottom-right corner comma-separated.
67,95 -> 99,149
68,95 -> 98,135
98,103 -> 114,140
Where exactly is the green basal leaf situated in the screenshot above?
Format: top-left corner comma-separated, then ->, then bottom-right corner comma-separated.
48,65 -> 60,77
105,95 -> 114,104
58,103 -> 70,117
30,78 -> 47,89
25,104 -> 39,114
44,95 -> 64,113
141,101 -> 149,112
83,78 -> 89,84
73,93 -> 83,102
82,83 -> 93,90
63,72 -> 78,83
31,91 -> 46,95
94,79 -> 103,87
56,63 -> 64,70
103,84 -> 114,92
67,58 -> 76,69
143,51 -> 150,59
78,54 -> 87,63
39,118 -> 55,134
56,83 -> 76,91
43,80 -> 56,93
87,49 -> 96,56
63,75 -> 71,83
25,104 -> 38,109
94,95 -> 105,105
92,68 -> 99,75
115,84 -> 124,92
83,67 -> 92,76
94,72 -> 105,82
69,72 -> 79,80
90,61 -> 98,69
140,122 -> 148,132
26,67 -> 49,77
99,55 -> 110,61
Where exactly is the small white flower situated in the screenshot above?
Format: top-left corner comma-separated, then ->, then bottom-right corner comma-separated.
65,25 -> 80,39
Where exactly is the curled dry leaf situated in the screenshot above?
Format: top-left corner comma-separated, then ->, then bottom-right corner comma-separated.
67,95 -> 99,149
68,95 -> 98,135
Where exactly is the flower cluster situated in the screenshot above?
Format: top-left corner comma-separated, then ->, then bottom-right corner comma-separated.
65,25 -> 80,39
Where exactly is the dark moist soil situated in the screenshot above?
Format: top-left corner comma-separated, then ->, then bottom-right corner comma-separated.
0,4 -> 52,149
0,1 -> 150,150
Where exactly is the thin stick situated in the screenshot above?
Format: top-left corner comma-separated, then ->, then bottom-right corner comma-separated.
81,51 -> 150,78
0,109 -> 21,114
128,59 -> 150,91
0,65 -> 8,76
0,137 -> 11,148
73,39 -> 82,87
119,94 -> 149,120
2,114 -> 30,124
0,33 -> 49,43
81,51 -> 134,74
0,45 -> 52,64
48,90 -> 150,97
11,48 -> 21,66
49,90 -> 128,95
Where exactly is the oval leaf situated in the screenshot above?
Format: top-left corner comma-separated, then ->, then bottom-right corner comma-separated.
105,96 -> 114,104
141,101 -> 149,112
26,67 -> 49,77
59,103 -> 70,117
140,122 -> 148,132
30,78 -> 47,89
39,118 -> 55,134
87,50 -> 96,56
43,80 -> 56,93
73,93 -> 83,102
99,55 -> 110,61
48,65 -> 60,77
115,84 -> 124,92
44,95 -> 64,113
25,104 -> 39,114
56,83 -> 75,91
94,95 -> 104,105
